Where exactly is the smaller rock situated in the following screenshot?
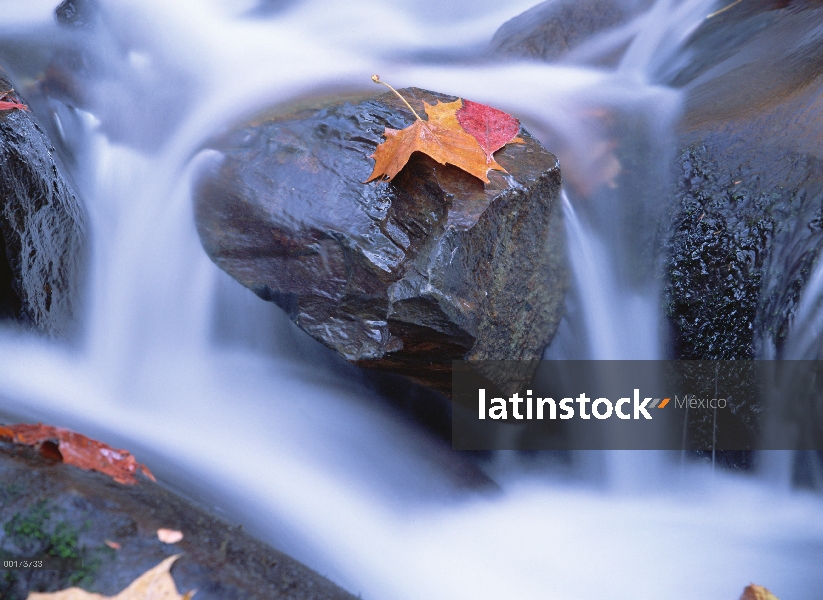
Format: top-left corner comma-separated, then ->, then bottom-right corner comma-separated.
55,0 -> 100,29
489,0 -> 650,62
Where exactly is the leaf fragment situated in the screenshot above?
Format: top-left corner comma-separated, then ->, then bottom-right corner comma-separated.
740,584 -> 779,600
456,99 -> 522,163
27,554 -> 193,600
158,529 -> 184,544
0,423 -> 155,485
366,98 -> 505,184
0,90 -> 27,112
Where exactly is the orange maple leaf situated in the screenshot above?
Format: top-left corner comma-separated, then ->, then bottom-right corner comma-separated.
0,423 -> 155,485
366,76 -> 505,184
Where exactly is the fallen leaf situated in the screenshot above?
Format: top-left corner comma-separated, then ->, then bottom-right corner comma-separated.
366,97 -> 504,184
104,540 -> 121,550
0,423 -> 155,485
0,90 -> 27,112
456,99 -> 523,163
740,584 -> 779,600
157,529 -> 184,544
27,554 -> 194,600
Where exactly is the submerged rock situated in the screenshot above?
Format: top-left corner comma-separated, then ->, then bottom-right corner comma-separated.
0,72 -> 85,337
195,88 -> 565,394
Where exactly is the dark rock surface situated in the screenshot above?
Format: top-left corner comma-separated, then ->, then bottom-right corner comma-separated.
195,88 -> 565,394
488,0 -> 651,63
55,0 -> 100,29
0,72 -> 85,337
663,3 -> 823,359
664,141 -> 823,359
659,0 -> 823,121
0,442 -> 356,600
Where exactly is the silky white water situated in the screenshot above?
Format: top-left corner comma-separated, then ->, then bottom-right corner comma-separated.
0,0 -> 822,598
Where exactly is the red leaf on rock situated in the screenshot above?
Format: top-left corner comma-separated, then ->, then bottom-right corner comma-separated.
456,99 -> 522,163
0,100 -> 27,111
0,91 -> 27,112
0,423 -> 155,485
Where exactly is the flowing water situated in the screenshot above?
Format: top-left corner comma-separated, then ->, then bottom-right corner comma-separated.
0,0 -> 822,598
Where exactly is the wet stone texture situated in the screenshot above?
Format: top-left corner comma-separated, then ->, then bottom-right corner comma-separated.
195,88 -> 565,395
0,443 -> 356,600
664,143 -> 823,360
663,2 -> 823,360
0,71 -> 85,337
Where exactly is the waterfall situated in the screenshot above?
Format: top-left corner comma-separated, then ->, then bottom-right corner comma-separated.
0,0 -> 821,597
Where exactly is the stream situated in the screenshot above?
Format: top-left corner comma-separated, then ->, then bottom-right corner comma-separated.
0,0 -> 822,598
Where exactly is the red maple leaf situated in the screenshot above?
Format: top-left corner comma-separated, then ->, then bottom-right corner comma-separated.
0,423 -> 155,485
456,99 -> 523,163
0,91 -> 27,112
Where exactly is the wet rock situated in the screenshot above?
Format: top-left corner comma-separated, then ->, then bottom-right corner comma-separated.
488,0 -> 651,63
0,72 -> 85,337
665,139 -> 823,360
663,3 -> 823,359
55,0 -> 100,29
0,442 -> 356,600
195,88 -> 565,394
662,0 -> 823,126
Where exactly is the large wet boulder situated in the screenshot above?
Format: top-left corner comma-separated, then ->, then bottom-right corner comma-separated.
195,88 -> 565,394
0,72 -> 85,337
663,2 -> 823,359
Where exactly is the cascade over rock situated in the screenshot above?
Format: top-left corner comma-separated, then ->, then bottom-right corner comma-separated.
194,88 -> 566,394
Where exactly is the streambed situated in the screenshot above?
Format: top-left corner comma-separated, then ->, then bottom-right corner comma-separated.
0,0 -> 821,598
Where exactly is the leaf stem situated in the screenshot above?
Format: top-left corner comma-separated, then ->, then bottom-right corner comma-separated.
706,0 -> 743,19
371,75 -> 422,121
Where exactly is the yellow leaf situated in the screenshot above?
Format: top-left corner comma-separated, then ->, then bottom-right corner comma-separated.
27,555 -> 193,600
740,584 -> 780,600
366,98 -> 505,184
